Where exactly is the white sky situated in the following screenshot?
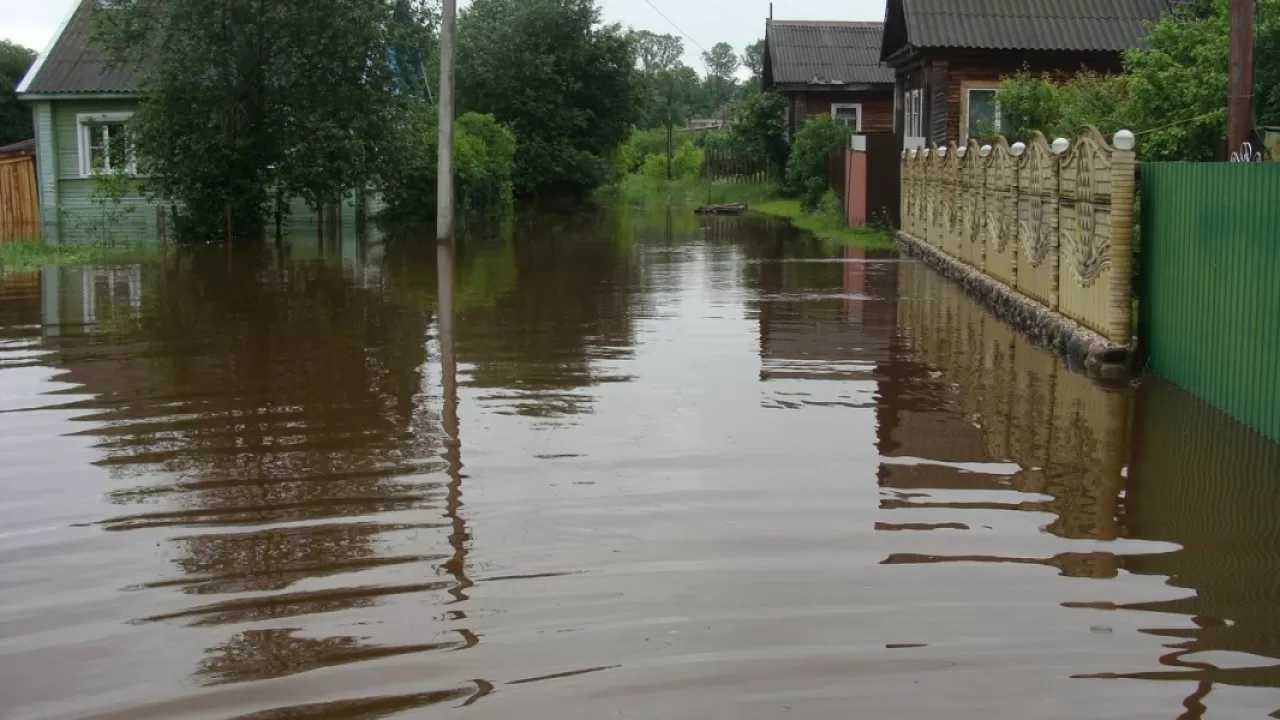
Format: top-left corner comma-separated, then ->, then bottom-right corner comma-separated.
2,0 -> 887,74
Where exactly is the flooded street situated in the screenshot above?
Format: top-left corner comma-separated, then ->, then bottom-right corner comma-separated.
2,208 -> 1279,719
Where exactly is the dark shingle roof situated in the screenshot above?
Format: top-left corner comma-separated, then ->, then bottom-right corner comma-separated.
20,0 -> 140,95
768,21 -> 895,86
892,0 -> 1172,53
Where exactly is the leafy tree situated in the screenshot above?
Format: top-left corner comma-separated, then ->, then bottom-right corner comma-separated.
631,30 -> 683,72
459,0 -> 640,198
742,38 -> 766,88
0,40 -> 37,146
785,114 -> 849,208
701,42 -> 740,112
730,90 -> 789,176
96,0 -> 424,237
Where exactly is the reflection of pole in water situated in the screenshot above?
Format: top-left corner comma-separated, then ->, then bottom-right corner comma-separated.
437,240 -> 472,607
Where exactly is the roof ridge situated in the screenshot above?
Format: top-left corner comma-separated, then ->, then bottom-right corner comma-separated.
771,20 -> 883,27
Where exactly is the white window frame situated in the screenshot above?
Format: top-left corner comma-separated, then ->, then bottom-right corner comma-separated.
830,103 -> 862,132
961,84 -> 1002,144
77,112 -> 137,178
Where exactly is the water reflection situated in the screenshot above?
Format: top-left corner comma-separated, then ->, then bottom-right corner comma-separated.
1,209 -> 1279,719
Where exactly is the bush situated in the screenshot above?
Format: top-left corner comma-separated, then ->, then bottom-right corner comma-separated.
784,114 -> 849,204
731,91 -> 789,176
994,68 -> 1134,142
672,142 -> 704,180
640,153 -> 669,179
378,106 -> 517,218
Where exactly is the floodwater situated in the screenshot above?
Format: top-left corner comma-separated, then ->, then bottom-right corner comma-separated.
1,208 -> 1279,720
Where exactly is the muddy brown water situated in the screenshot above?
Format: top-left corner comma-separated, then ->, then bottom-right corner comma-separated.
1,209 -> 1279,720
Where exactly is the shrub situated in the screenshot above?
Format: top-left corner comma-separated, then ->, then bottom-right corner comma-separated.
640,153 -> 669,179
672,141 -> 704,180
784,114 -> 849,204
378,106 -> 517,218
731,91 -> 789,177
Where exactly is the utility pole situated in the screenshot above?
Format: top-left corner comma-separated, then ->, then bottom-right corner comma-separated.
666,72 -> 674,180
437,0 -> 457,241
1228,0 -> 1256,153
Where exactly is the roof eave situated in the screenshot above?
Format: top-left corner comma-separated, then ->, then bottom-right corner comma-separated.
15,0 -> 85,94
18,91 -> 143,101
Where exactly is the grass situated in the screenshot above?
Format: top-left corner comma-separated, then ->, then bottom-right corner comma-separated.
0,239 -> 160,269
602,175 -> 898,251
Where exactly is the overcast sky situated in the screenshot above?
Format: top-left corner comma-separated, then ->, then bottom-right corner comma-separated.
3,0 -> 887,74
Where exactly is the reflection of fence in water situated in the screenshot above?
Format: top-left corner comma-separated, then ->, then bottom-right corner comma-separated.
900,127 -> 1135,345
888,261 -> 1129,570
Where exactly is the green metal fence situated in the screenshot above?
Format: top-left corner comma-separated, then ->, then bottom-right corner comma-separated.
1140,163 -> 1280,443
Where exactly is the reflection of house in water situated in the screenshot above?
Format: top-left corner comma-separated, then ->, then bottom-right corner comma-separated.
14,253 -> 468,693
752,246 -> 899,407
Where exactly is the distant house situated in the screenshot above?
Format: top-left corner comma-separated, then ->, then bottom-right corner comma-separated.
763,20 -> 895,137
880,0 -> 1172,149
17,0 -> 371,243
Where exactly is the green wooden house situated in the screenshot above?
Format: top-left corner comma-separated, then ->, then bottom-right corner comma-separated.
17,0 -> 371,245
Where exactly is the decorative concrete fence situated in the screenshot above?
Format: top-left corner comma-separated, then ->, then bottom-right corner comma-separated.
899,127 -> 1136,347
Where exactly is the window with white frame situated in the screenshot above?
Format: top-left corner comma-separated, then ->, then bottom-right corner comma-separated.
77,113 -> 136,177
831,103 -> 862,132
905,89 -> 923,138
964,87 -> 1001,142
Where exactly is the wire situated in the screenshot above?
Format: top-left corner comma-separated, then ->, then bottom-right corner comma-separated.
1134,108 -> 1225,136
641,0 -> 710,56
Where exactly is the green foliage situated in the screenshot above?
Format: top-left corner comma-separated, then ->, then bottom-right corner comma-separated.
62,171 -> 144,246
697,131 -> 735,153
730,91 -> 789,176
95,0 -> 428,237
785,115 -> 848,206
994,69 -> 1133,142
741,39 -> 766,86
459,0 -> 640,199
640,153 -> 669,179
1124,0 -> 1277,160
701,42 -> 740,111
0,40 -> 36,146
608,136 -> 639,181
672,142 -> 704,180
455,112 -> 517,213
377,106 -> 517,219
0,239 -> 159,269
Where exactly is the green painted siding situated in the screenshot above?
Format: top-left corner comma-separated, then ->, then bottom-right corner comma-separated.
37,98 -> 374,244
1140,163 -> 1280,443
50,99 -> 156,245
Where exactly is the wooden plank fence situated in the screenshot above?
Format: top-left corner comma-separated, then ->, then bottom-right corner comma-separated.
0,154 -> 39,242
705,149 -> 774,185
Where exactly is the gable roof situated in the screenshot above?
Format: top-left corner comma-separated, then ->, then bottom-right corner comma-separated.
767,20 -> 895,88
18,0 -> 140,96
881,0 -> 1173,61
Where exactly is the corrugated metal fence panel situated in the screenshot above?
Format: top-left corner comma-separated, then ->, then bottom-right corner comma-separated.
1141,163 -> 1280,443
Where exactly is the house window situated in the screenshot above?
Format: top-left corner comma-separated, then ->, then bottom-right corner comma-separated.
77,113 -> 136,177
831,103 -> 862,132
906,89 -> 923,138
964,87 -> 1002,142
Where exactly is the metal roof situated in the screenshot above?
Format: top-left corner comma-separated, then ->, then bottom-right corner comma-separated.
768,21 -> 895,86
893,0 -> 1172,53
19,0 -> 140,95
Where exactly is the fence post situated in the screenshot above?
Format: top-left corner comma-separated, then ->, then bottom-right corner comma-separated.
1049,136 -> 1070,311
1108,130 -> 1137,345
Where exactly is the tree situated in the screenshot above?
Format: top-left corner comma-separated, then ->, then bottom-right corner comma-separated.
742,38 -> 766,87
95,0 -> 423,236
458,0 -> 640,198
730,90 -> 788,176
701,42 -> 740,112
0,40 -> 37,146
631,30 -> 683,72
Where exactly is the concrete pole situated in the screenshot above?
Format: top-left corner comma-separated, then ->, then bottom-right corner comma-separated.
437,0 -> 457,240
1228,0 -> 1256,153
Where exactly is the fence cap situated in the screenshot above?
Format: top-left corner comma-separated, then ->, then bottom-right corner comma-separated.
1010,141 -> 1027,157
910,148 -> 919,158
937,146 -> 948,157
1114,130 -> 1136,151
1051,137 -> 1070,155
957,146 -> 967,158
980,145 -> 992,157
923,148 -> 931,157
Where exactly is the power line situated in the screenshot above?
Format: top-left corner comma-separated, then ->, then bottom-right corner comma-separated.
641,0 -> 710,56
